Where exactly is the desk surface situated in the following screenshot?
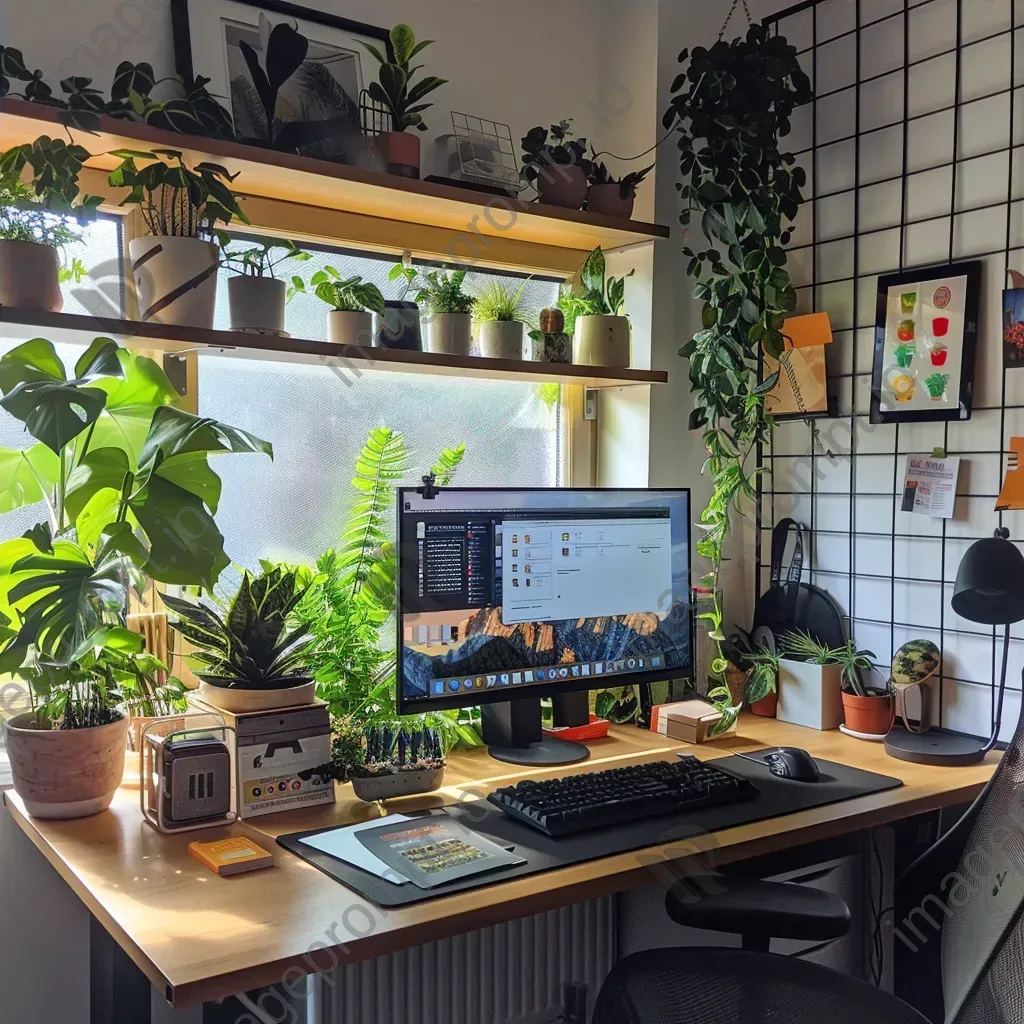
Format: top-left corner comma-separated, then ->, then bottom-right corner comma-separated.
3,717 -> 999,1007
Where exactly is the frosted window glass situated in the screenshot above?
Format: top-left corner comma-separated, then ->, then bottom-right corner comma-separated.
60,215 -> 124,318
198,358 -> 564,571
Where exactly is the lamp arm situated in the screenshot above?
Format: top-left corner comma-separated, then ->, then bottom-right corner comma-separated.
982,622 -> 1012,755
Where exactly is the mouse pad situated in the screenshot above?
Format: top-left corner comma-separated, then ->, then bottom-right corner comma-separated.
277,755 -> 902,908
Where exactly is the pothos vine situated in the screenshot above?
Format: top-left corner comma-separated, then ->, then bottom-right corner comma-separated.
662,25 -> 813,726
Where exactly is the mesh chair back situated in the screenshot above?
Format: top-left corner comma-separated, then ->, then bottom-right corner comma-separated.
943,704 -> 1024,1023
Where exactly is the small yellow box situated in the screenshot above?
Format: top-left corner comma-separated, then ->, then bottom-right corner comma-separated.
189,836 -> 274,876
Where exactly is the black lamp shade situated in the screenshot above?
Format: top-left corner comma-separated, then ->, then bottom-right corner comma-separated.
951,534 -> 1024,625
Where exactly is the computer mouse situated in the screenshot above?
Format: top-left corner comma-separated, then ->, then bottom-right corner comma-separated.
764,747 -> 820,783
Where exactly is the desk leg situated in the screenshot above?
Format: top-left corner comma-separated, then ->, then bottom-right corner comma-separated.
90,914 -> 149,1024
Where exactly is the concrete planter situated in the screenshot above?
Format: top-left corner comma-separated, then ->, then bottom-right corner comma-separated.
350,765 -> 445,802
777,660 -> 844,731
0,239 -> 63,311
328,310 -> 374,347
478,320 -> 524,360
574,315 -> 631,367
129,236 -> 219,327
197,680 -> 316,714
228,275 -> 286,335
426,312 -> 473,355
5,712 -> 129,819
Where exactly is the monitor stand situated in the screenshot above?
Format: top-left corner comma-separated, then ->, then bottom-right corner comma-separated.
481,694 -> 590,767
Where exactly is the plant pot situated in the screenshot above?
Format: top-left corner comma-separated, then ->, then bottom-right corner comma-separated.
478,320 -> 525,360
536,164 -> 588,209
574,315 -> 631,367
4,713 -> 129,819
374,301 -> 423,351
228,275 -> 286,335
128,236 -> 219,328
427,312 -> 473,355
0,239 -> 63,311
375,131 -> 421,179
777,660 -> 843,731
328,310 -> 374,347
750,689 -> 778,718
350,765 -> 446,802
587,184 -> 635,219
197,680 -> 316,714
842,691 -> 895,737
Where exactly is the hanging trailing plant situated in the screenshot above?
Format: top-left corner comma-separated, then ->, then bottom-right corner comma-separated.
662,23 -> 812,693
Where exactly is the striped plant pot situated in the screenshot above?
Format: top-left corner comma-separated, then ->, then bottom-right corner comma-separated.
129,236 -> 219,328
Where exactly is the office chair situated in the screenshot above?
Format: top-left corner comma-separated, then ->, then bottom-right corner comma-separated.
592,702 -> 1024,1024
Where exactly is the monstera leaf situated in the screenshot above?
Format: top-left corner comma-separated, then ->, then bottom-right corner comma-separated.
0,444 -> 60,513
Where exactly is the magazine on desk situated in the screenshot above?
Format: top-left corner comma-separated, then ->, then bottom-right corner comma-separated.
356,813 -> 526,889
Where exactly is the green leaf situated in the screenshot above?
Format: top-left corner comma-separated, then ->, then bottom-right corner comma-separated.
137,405 -> 273,473
389,24 -> 417,64
0,337 -> 65,393
379,63 -> 408,108
64,447 -> 131,524
0,444 -> 60,513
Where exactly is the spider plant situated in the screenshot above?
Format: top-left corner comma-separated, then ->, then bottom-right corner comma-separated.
827,640 -> 878,698
471,278 -> 532,324
780,630 -> 832,665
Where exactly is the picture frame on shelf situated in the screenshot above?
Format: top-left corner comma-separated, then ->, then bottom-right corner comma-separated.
869,261 -> 982,425
171,0 -> 389,167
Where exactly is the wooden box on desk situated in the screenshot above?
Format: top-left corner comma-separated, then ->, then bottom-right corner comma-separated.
189,696 -> 335,818
664,700 -> 736,744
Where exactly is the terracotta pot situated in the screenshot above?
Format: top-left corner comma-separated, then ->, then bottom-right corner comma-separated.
587,184 -> 635,219
228,275 -> 286,335
750,689 -> 778,718
5,712 -> 129,819
842,691 -> 895,737
328,310 -> 374,347
375,131 -> 421,178
426,312 -> 473,355
478,320 -> 524,360
574,315 -> 631,367
374,301 -> 423,351
198,680 -> 316,714
537,164 -> 588,209
128,236 -> 219,327
0,239 -> 63,311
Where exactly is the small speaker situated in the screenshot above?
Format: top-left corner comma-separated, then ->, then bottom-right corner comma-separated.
163,738 -> 231,825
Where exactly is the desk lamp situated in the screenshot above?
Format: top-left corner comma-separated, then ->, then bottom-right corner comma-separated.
885,528 -> 1024,765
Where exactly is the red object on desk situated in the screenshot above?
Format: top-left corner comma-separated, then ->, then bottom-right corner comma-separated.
542,715 -> 611,742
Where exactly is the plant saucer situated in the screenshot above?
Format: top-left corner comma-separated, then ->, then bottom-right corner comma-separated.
839,723 -> 888,742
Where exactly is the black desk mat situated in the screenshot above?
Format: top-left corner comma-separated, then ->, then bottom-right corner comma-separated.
277,755 -> 902,907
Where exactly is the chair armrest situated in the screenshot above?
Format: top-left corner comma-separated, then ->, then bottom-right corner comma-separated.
666,872 -> 851,945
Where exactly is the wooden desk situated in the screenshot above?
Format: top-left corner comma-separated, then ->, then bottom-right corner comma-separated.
3,718 -> 998,1008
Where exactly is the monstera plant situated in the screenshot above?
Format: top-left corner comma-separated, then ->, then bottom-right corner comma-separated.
662,25 -> 812,697
0,337 -> 271,818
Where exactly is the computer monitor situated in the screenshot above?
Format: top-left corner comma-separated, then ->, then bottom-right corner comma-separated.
397,488 -> 693,766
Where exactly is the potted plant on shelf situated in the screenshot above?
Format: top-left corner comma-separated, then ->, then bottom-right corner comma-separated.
412,268 -> 475,356
348,724 -> 446,802
743,645 -> 780,718
778,630 -> 844,731
219,234 -> 310,336
0,136 -> 102,311
0,337 -> 271,818
163,566 -> 317,714
361,24 -> 447,179
585,157 -> 654,219
520,120 -> 589,209
471,278 -> 532,360
295,266 -> 386,346
108,148 -> 249,328
562,246 -> 634,367
831,640 -> 893,738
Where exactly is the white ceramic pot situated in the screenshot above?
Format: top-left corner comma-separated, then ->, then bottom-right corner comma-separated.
328,310 -> 374,347
427,312 -> 473,355
5,713 -> 129,819
350,765 -> 446,802
198,680 -> 316,714
478,320 -> 525,360
777,660 -> 844,731
574,315 -> 632,367
228,275 -> 286,335
0,239 -> 63,311
128,236 -> 219,327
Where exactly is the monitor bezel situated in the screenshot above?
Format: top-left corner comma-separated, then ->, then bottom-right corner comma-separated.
395,486 -> 694,717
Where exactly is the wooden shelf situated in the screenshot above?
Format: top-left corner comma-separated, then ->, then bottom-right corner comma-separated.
0,308 -> 668,388
0,100 -> 670,269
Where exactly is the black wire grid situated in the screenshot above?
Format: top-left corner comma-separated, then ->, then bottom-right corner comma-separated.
760,0 -> 1024,734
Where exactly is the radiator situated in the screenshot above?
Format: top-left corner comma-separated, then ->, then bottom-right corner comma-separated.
321,897 -> 616,1024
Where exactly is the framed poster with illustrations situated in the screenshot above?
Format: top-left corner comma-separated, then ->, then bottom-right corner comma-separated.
869,261 -> 982,425
172,0 -> 389,166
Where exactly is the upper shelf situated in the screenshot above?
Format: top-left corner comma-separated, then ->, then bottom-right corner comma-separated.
0,307 -> 668,389
0,100 -> 671,258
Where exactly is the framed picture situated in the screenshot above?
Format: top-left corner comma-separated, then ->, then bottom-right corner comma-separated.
869,261 -> 982,425
171,0 -> 389,164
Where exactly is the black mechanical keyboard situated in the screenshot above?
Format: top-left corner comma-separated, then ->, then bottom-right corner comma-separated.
487,755 -> 759,837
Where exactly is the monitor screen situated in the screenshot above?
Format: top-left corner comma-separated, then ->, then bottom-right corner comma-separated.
397,488 -> 692,714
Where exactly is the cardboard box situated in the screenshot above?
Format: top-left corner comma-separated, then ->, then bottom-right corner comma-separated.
664,699 -> 734,744
650,700 -> 713,735
191,698 -> 335,818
